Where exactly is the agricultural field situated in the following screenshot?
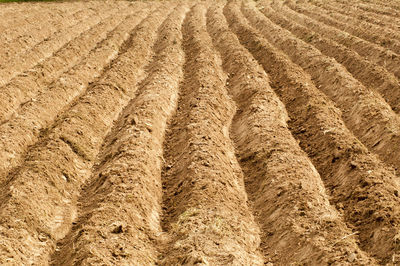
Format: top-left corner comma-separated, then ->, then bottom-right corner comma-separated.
0,0 -> 400,264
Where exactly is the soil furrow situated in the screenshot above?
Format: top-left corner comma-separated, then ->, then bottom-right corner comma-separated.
244,2 -> 400,174
261,2 -> 400,114
0,3 -> 85,59
1,0 -> 399,264
225,1 -> 400,263
284,1 -> 400,81
375,0 -> 400,12
354,1 -> 400,18
0,5 -> 169,265
51,6 -> 187,264
0,7 -> 67,41
316,0 -> 400,32
0,3 -> 34,18
160,4 -> 263,265
0,2 -> 114,87
0,5 -> 92,72
0,1 -> 84,27
0,4 -> 57,23
0,6 -> 151,185
207,3 -> 374,265
0,2 -> 84,47
354,0 -> 400,11
303,1 -> 400,55
0,9 -> 126,125
0,3 -> 47,19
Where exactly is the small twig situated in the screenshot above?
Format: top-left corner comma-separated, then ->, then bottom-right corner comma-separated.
332,231 -> 359,246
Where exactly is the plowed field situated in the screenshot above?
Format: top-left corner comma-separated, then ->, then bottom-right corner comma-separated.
1,0 -> 400,264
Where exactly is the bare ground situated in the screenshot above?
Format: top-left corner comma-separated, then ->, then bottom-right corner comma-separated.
1,0 -> 400,264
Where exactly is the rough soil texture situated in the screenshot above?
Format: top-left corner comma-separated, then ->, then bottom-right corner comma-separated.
1,0 -> 400,265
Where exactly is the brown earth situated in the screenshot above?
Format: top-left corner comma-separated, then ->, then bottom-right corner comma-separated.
1,0 -> 400,265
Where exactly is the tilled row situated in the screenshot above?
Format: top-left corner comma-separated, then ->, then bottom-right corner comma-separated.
0,2 -> 45,19
0,2 -> 85,63
160,3 -> 263,264
0,6 -> 126,124
0,3 -> 100,78
0,1 -> 85,33
208,3 -> 373,264
284,0 -> 400,81
0,3 -> 74,41
0,4 -> 169,265
0,2 -> 36,20
50,4 -> 187,265
1,0 -> 400,264
372,0 -> 400,12
263,2 -> 400,115
0,4 -> 151,185
314,0 -> 400,32
0,4 -> 48,24
350,1 -> 400,17
245,1 -> 400,178
304,0 -> 400,55
0,1 -> 120,87
227,1 -> 400,263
